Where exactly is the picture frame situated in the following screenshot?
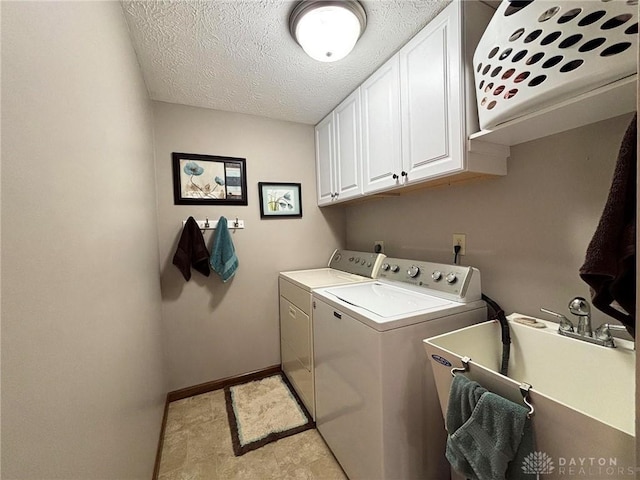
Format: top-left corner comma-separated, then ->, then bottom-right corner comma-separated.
258,182 -> 302,218
172,152 -> 248,205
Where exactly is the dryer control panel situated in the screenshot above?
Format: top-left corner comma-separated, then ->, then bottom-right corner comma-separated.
377,258 -> 481,302
328,249 -> 386,278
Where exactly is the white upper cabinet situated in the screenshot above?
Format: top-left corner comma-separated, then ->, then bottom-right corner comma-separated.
315,89 -> 363,205
361,56 -> 403,194
399,5 -> 463,183
315,114 -> 335,206
334,90 -> 362,201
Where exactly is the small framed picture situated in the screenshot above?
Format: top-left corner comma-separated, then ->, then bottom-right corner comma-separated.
258,182 -> 302,218
172,152 -> 248,205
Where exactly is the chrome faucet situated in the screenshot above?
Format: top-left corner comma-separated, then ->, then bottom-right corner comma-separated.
541,297 -> 620,348
568,296 -> 592,337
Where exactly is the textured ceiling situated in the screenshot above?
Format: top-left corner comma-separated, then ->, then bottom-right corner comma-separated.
121,0 -> 452,125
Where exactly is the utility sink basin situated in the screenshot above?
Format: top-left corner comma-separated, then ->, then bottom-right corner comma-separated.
424,313 -> 635,479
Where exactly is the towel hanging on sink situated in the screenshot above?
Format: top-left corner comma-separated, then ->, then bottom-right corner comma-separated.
446,375 -> 534,480
579,113 -> 636,337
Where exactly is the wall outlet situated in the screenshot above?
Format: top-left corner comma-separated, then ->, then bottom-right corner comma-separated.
374,240 -> 385,254
453,234 -> 466,256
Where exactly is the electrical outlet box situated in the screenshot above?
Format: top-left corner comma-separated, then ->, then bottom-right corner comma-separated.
374,240 -> 385,254
453,234 -> 466,256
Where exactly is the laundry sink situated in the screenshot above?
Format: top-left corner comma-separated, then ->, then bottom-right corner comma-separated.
424,314 -> 635,479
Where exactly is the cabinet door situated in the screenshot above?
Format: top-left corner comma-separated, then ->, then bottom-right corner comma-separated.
361,56 -> 403,194
333,89 -> 362,202
399,1 -> 463,183
315,114 -> 335,206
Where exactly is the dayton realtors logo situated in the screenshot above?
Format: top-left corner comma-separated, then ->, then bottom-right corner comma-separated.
522,451 -> 637,477
522,451 -> 555,478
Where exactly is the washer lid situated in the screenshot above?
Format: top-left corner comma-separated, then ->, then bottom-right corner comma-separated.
280,268 -> 370,290
324,282 -> 450,318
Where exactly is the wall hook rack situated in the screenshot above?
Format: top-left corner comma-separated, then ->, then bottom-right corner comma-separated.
182,218 -> 245,230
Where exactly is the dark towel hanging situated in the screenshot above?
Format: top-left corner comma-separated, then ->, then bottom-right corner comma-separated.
172,216 -> 211,281
579,113 -> 636,336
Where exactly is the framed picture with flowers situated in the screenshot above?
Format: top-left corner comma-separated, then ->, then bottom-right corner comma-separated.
172,152 -> 248,205
258,182 -> 302,218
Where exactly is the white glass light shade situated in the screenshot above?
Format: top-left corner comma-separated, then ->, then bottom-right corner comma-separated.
290,1 -> 366,63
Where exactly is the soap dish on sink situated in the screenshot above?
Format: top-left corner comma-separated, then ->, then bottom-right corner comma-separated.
512,316 -> 547,328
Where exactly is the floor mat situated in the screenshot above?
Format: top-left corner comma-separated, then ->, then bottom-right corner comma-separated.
224,373 -> 314,456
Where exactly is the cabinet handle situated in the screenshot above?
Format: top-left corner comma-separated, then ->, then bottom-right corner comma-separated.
392,173 -> 399,180
333,311 -> 342,319
401,171 -> 407,177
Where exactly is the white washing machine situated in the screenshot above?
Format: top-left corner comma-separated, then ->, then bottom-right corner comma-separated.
279,249 -> 385,419
312,258 -> 487,480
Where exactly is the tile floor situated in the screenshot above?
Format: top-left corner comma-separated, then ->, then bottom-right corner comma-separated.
157,388 -> 348,479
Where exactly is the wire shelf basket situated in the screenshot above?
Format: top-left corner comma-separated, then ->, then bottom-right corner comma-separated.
473,0 -> 638,130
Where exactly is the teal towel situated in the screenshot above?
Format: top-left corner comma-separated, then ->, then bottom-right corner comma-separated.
209,216 -> 239,282
446,375 -> 534,480
505,417 -> 535,480
446,375 -> 487,435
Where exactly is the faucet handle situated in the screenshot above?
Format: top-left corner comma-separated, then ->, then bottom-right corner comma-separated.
594,324 -> 615,347
540,307 -> 574,332
594,323 -> 629,348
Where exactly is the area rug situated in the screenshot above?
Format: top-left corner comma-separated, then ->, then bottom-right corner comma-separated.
225,373 -> 314,456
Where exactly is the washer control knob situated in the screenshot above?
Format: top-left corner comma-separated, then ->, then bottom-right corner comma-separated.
432,271 -> 443,281
381,263 -> 390,271
355,258 -> 361,264
390,265 -> 400,273
446,272 -> 457,284
349,257 -> 354,262
407,265 -> 420,278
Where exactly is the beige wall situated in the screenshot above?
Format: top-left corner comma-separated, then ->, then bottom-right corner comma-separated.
152,102 -> 345,391
1,1 -> 634,476
1,2 -> 166,478
346,113 -> 634,330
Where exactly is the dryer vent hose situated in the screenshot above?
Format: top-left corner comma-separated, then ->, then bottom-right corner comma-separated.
481,294 -> 511,377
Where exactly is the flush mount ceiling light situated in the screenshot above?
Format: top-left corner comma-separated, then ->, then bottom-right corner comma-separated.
289,0 -> 367,63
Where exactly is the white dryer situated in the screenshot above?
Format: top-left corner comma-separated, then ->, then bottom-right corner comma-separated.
312,258 -> 487,480
279,249 -> 385,419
